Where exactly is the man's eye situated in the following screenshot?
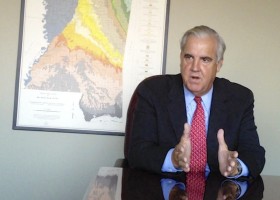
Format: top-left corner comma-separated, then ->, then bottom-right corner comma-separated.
184,54 -> 193,60
202,57 -> 212,63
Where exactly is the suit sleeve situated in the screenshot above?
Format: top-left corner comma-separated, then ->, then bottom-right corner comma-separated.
237,90 -> 265,178
127,80 -> 175,173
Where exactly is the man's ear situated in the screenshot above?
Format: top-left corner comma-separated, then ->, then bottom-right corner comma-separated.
217,60 -> 223,72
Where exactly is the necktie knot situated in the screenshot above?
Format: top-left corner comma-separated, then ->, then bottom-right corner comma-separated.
194,96 -> 202,104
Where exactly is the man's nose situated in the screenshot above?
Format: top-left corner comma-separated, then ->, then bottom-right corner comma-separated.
191,59 -> 200,71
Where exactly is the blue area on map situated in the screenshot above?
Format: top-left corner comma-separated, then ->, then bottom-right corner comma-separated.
43,0 -> 78,42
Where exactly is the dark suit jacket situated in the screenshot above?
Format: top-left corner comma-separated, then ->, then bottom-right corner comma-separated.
127,74 -> 265,178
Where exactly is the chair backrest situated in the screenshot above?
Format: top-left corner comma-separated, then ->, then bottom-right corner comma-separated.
123,75 -> 160,159
124,89 -> 138,159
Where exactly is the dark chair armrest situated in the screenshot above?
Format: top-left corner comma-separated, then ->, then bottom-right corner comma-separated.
114,158 -> 129,167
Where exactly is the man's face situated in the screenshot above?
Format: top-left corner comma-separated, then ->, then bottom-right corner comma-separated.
180,35 -> 223,96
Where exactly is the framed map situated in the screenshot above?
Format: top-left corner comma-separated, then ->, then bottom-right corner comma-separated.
13,0 -> 170,135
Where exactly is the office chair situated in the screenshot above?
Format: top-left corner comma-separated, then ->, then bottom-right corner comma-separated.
114,76 -> 160,167
114,88 -> 138,167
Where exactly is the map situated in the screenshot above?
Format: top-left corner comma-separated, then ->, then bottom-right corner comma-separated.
25,0 -> 130,121
14,0 -> 169,134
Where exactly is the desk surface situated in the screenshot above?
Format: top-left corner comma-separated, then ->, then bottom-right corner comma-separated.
84,167 -> 280,200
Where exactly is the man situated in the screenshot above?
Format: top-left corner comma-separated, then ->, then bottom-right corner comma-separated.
127,25 -> 265,178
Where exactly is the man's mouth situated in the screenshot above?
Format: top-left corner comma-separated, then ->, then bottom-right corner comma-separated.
191,75 -> 200,80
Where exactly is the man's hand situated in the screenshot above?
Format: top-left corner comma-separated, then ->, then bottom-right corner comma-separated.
172,123 -> 191,172
217,129 -> 240,177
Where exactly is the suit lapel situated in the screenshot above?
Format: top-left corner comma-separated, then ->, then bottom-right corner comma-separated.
208,89 -> 228,137
207,78 -> 228,170
167,75 -> 187,142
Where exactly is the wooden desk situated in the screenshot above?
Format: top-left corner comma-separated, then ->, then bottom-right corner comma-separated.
83,167 -> 280,200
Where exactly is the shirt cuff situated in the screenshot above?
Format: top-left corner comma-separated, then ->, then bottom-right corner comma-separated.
228,158 -> 249,178
161,148 -> 182,172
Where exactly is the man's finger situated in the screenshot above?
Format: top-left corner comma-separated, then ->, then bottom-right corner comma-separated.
181,123 -> 191,143
183,123 -> 191,138
184,123 -> 191,134
217,129 -> 228,151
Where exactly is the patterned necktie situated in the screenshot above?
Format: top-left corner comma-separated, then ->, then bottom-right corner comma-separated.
186,96 -> 207,200
189,96 -> 207,172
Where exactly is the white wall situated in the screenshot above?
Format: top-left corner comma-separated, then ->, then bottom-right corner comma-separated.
0,0 -> 279,199
0,2 -> 124,200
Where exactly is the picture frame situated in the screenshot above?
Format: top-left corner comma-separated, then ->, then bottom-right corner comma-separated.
13,0 -> 170,135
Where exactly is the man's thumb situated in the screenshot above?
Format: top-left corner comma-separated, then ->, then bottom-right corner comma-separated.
181,123 -> 191,142
217,129 -> 228,150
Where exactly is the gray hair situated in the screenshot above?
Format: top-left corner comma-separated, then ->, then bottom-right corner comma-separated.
180,25 -> 226,62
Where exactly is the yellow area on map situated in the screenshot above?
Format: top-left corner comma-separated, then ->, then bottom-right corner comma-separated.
62,0 -> 123,68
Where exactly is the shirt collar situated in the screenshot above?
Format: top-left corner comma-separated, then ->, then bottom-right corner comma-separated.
183,86 -> 213,114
